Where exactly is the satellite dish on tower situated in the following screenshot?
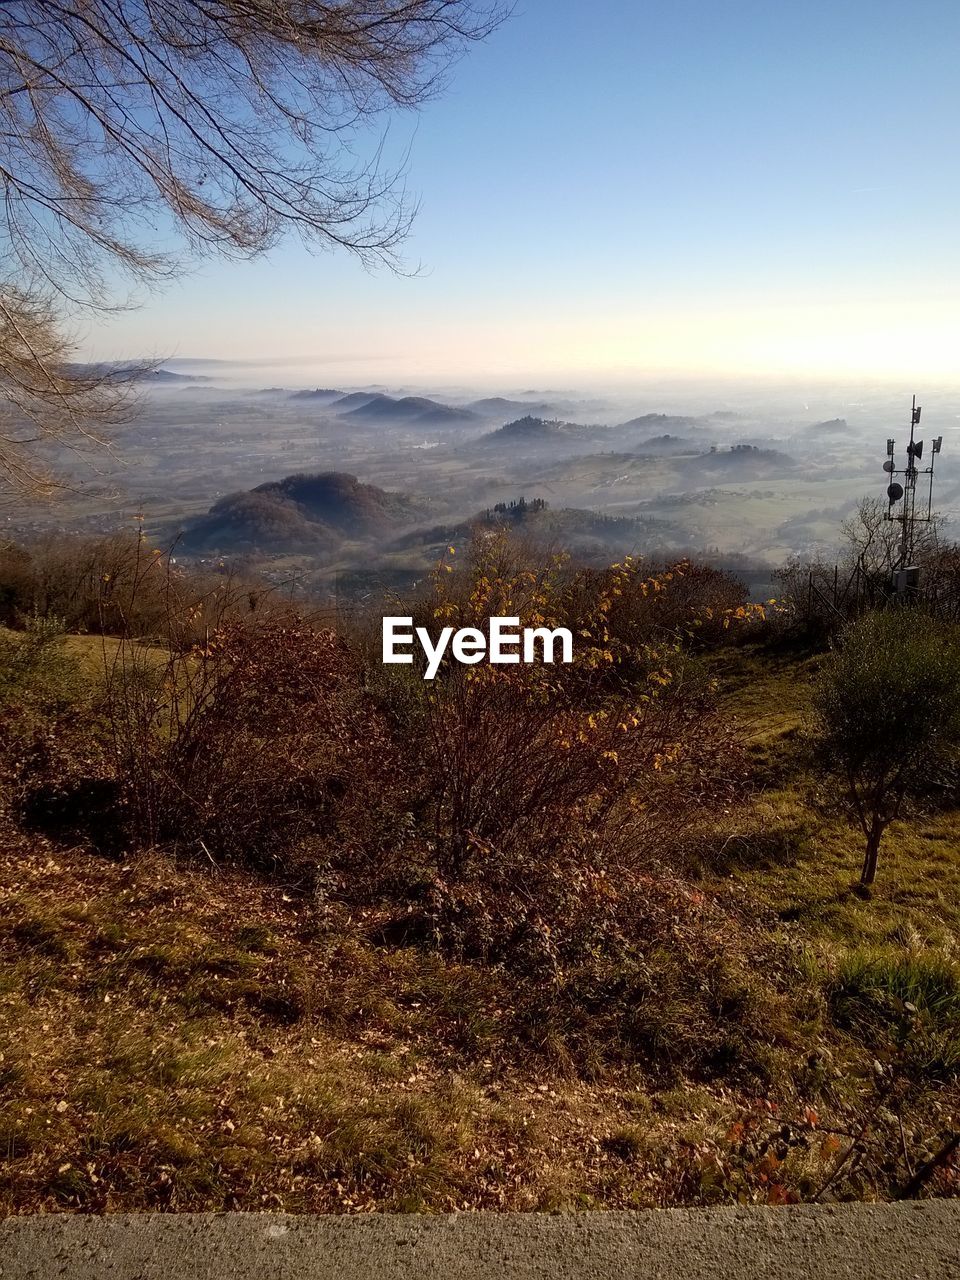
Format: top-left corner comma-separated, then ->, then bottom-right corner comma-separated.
883,460 -> 895,473
888,482 -> 904,502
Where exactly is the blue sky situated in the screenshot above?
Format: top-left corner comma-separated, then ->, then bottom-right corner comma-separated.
87,0 -> 960,384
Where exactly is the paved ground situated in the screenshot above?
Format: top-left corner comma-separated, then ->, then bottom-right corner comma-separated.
1,1203 -> 958,1280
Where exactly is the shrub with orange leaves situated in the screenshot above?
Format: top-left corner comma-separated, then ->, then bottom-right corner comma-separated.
380,532 -> 744,973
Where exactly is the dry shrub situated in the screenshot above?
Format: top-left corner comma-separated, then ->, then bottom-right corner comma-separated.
509,873 -> 793,1080
583,558 -> 754,656
356,530 -> 779,1079
1,533 -> 174,635
109,622 -> 401,872
0,531 -> 281,644
0,540 -> 33,624
422,656 -> 733,878
0,617 -> 119,846
376,532 -> 744,983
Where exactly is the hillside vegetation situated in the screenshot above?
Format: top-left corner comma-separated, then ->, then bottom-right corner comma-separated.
0,533 -> 958,1213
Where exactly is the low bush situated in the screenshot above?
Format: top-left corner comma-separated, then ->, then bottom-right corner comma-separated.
3,530 -> 790,1083
107,621 -> 403,873
360,537 -> 741,971
0,617 -> 114,843
0,532 -> 278,645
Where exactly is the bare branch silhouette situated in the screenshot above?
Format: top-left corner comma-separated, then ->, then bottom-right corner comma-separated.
0,0 -> 507,492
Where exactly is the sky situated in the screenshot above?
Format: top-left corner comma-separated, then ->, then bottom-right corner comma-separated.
84,0 -> 960,386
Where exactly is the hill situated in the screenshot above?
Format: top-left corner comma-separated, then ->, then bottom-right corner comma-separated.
180,471 -> 424,553
502,503 -> 678,556
326,391 -> 381,411
616,413 -> 705,435
147,367 -> 211,384
338,394 -> 482,429
288,388 -> 344,403
678,443 -> 796,479
181,491 -> 340,553
258,472 -> 421,531
65,362 -> 210,384
476,416 -> 606,450
388,496 -> 682,560
468,397 -> 560,418
411,403 -> 485,429
806,417 -> 849,434
635,433 -> 701,456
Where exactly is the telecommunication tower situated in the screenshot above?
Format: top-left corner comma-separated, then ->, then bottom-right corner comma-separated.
882,395 -> 942,595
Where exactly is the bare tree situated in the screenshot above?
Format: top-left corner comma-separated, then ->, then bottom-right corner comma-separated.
0,0 -> 506,493
840,497 -> 943,588
0,283 -> 146,496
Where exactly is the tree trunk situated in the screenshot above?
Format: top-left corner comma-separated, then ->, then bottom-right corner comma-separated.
860,828 -> 882,886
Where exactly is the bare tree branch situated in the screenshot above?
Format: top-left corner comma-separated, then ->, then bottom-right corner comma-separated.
0,0 -> 507,493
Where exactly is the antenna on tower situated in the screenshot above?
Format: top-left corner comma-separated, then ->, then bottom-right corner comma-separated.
882,395 -> 943,596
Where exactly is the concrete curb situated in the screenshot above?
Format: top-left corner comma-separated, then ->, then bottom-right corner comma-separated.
2,1203 -> 959,1279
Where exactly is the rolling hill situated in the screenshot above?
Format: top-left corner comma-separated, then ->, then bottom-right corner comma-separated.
635,434 -> 701,455
677,444 -> 797,479
337,394 -> 482,429
616,413 -> 707,435
288,388 -> 345,403
806,417 -> 849,434
476,416 -> 608,450
388,497 -> 682,561
468,397 -> 560,419
180,472 -> 426,553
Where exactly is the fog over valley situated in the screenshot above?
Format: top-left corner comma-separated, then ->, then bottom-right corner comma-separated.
8,362 -> 960,604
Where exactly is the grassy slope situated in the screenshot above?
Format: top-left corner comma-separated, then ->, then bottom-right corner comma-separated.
1,639 -> 958,1213
711,646 -> 960,947
2,834 -> 734,1214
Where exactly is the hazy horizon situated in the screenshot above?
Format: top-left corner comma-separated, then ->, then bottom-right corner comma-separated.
144,358 -> 960,406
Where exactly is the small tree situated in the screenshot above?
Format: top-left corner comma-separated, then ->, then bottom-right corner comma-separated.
814,609 -> 960,887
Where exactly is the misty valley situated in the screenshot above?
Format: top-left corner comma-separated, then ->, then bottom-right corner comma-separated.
9,367 -> 958,608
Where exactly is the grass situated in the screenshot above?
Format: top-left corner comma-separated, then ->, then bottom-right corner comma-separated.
709,644 -> 960,939
0,625 -> 160,673
0,638 -> 958,1211
0,841 -> 535,1212
9,837 -> 742,1213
